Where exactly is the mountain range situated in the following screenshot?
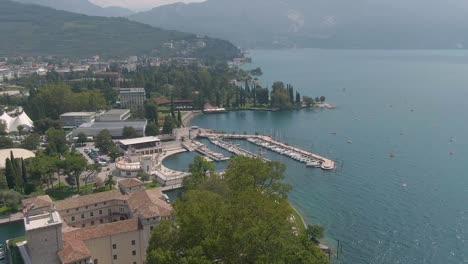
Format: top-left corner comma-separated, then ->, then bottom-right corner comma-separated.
129,0 -> 468,49
13,0 -> 134,17
0,0 -> 239,60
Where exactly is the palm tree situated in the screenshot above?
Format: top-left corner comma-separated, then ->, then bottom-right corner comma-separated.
104,174 -> 116,190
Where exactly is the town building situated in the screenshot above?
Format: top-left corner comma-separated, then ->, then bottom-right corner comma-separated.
20,184 -> 172,264
71,120 -> 147,139
96,109 -> 131,122
119,88 -> 146,110
117,136 -> 162,156
60,112 -> 96,128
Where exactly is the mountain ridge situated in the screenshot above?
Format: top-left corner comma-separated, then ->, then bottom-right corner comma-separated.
129,0 -> 468,49
13,0 -> 134,17
0,0 -> 240,61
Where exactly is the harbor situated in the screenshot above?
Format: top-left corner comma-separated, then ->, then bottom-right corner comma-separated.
198,132 -> 335,170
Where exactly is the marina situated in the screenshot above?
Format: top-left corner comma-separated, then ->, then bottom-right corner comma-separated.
198,132 -> 335,170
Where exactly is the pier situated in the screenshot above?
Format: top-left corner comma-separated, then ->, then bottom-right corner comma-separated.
199,133 -> 335,170
208,137 -> 270,161
191,140 -> 230,162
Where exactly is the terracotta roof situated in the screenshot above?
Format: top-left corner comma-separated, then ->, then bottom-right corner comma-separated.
119,178 -> 144,189
63,218 -> 139,241
22,195 -> 52,209
58,239 -> 91,264
55,190 -> 127,211
128,188 -> 172,218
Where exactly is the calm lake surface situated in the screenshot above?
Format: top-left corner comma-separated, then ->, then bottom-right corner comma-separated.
165,49 -> 468,263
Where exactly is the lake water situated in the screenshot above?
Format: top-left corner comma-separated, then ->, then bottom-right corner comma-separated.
165,49 -> 468,264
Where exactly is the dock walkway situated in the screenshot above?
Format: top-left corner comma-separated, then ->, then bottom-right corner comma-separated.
199,133 -> 335,170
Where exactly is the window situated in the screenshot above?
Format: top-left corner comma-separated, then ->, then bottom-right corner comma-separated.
90,212 -> 94,217
81,214 -> 84,219
76,208 -> 79,211
113,244 -> 116,249
131,240 -> 135,246
66,210 -> 69,213
94,204 -> 97,207
85,206 -> 88,209
99,219 -> 103,224
99,210 -> 102,215
91,221 -> 94,226
150,226 -> 154,231
133,262 -> 136,264
113,255 -> 117,260
71,216 -> 75,221
104,202 -> 106,205
132,250 -> 136,256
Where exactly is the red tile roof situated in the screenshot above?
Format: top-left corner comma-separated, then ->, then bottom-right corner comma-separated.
118,178 -> 144,189
58,239 -> 91,264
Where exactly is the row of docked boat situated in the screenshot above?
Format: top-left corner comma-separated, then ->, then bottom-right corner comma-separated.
246,138 -> 323,168
208,137 -> 269,161
192,140 -> 229,162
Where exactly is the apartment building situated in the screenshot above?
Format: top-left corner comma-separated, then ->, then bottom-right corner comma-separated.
119,88 -> 145,110
20,180 -> 172,264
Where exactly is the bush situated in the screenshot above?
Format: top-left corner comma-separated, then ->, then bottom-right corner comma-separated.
0,190 -> 22,212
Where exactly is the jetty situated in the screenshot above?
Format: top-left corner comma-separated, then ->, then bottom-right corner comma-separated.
199,133 -> 335,170
191,140 -> 230,162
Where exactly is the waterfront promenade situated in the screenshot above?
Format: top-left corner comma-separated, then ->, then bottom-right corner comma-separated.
198,132 -> 336,170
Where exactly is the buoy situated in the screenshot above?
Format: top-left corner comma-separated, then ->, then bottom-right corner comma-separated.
402,183 -> 408,187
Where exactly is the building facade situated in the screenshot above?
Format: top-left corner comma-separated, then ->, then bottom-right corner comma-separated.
96,109 -> 131,122
60,112 -> 96,128
119,88 -> 145,110
117,136 -> 162,156
20,185 -> 172,264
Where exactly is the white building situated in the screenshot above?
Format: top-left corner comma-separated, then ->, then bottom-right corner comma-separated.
0,112 -> 34,133
60,112 -> 96,128
119,88 -> 145,110
117,136 -> 162,156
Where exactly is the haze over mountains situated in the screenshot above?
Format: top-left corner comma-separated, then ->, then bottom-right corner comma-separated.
130,0 -> 468,49
13,0 -> 134,16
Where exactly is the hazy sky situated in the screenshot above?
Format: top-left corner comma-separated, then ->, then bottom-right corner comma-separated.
89,0 -> 206,11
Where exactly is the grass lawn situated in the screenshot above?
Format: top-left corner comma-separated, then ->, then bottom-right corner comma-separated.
0,206 -> 12,215
144,181 -> 160,189
8,236 -> 26,246
289,203 -> 307,235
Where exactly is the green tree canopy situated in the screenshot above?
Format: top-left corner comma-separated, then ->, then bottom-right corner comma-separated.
0,136 -> 13,149
123,127 -> 139,139
95,129 -> 114,153
46,128 -> 68,155
146,156 -> 329,264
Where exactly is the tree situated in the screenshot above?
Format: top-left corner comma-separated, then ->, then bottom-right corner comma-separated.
162,116 -> 176,135
77,132 -> 87,146
184,156 -> 215,189
271,82 -> 292,110
138,172 -> 150,182
303,96 -> 315,108
29,154 -> 59,190
17,125 -> 24,136
146,156 -> 329,264
0,172 -> 7,190
34,118 -> 63,134
46,128 -> 68,155
123,127 -> 138,139
144,100 -> 158,123
307,225 -> 325,244
320,96 -> 326,102
108,145 -> 122,162
21,133 -> 40,150
0,136 -> 13,149
62,152 -> 88,191
145,122 -> 159,136
0,121 -> 7,136
104,174 -> 116,190
95,129 -> 114,153
295,91 -> 301,105
5,158 -> 15,189
177,111 -> 182,127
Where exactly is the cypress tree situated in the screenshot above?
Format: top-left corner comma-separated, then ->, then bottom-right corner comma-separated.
9,151 -> 17,177
14,158 -> 23,190
177,111 -> 182,125
5,158 -> 15,189
21,158 -> 27,184
0,172 -> 7,190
